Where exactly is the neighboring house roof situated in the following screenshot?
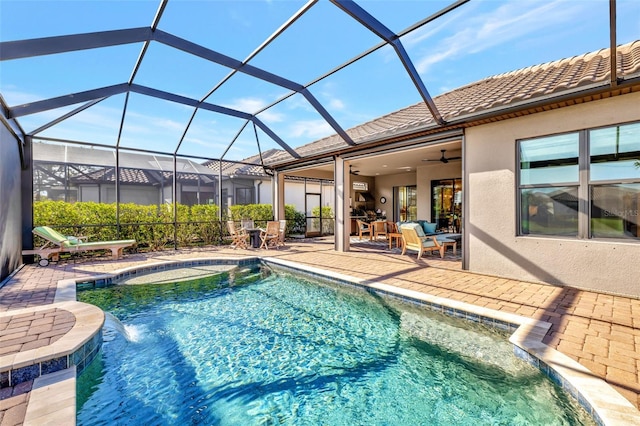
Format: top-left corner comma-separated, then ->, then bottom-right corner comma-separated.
70,168 -> 214,186
33,142 -> 274,184
265,40 -> 640,166
202,148 -> 281,177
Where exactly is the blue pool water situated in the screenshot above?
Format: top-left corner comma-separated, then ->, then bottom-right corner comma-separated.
77,264 -> 593,425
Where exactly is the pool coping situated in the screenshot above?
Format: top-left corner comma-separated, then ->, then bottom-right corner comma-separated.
0,302 -> 103,382
31,256 -> 640,426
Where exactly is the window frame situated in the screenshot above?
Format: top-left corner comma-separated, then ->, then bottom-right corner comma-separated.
516,120 -> 640,241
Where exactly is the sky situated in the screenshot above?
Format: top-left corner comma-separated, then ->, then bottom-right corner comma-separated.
1,0 -> 639,162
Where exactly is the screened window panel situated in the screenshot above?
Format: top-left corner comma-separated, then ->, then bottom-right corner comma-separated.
520,187 -> 579,236
590,122 -> 640,182
519,134 -> 579,185
591,184 -> 640,239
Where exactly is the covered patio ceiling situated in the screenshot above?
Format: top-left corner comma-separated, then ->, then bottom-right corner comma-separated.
1,0 -> 636,169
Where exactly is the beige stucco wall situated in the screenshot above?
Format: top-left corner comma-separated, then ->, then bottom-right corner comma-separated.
465,91 -> 640,297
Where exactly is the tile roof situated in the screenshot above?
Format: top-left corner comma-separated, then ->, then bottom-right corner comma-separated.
266,40 -> 640,165
203,148 -> 282,177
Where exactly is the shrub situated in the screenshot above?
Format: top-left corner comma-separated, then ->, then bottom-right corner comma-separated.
31,201 -> 302,250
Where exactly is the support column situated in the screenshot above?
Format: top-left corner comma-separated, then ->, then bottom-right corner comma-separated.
272,171 -> 286,220
334,156 -> 350,252
21,135 -> 34,256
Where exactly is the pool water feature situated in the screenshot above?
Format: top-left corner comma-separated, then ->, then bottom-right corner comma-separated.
77,264 -> 594,425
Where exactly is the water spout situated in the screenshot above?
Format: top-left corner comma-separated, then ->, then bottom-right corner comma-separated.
103,312 -> 139,342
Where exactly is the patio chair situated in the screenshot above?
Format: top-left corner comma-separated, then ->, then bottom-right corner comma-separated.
260,221 -> 281,249
372,220 -> 388,240
278,219 -> 287,247
399,223 -> 445,259
227,221 -> 249,250
24,226 -> 136,266
356,220 -> 372,240
386,221 -> 403,250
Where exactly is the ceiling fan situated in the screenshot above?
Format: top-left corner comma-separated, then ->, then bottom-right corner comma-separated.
422,149 -> 461,164
349,165 -> 360,175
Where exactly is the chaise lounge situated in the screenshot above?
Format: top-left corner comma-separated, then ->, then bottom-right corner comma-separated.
23,226 -> 137,266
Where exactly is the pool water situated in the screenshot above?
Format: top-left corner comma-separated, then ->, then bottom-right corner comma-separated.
77,265 -> 594,425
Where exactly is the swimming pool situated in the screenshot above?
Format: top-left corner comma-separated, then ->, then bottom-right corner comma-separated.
76,263 -> 594,425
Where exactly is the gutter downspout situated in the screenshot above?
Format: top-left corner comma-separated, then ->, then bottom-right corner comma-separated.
255,180 -> 262,204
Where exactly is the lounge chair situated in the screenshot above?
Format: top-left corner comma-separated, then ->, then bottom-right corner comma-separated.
399,223 -> 445,259
227,221 -> 249,250
24,226 -> 136,266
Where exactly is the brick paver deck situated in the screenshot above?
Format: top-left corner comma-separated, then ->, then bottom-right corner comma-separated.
1,238 -> 639,424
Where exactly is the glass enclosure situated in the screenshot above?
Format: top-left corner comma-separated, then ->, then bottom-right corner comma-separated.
31,139 -> 273,250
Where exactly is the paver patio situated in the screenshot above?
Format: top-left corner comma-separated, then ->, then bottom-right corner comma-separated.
1,237 -> 639,425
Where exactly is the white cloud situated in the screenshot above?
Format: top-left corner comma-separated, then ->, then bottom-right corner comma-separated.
224,97 -> 285,123
1,87 -> 43,105
329,98 -> 345,110
406,0 -> 587,74
288,119 -> 333,139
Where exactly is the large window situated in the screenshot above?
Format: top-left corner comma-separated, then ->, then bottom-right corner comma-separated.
518,122 -> 640,240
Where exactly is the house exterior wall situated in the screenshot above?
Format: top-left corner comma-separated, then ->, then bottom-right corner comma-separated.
0,126 -> 23,282
465,91 -> 640,297
104,185 -> 163,205
256,179 -> 271,204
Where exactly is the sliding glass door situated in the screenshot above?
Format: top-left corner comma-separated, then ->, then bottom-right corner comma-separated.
432,178 -> 462,232
394,186 -> 417,222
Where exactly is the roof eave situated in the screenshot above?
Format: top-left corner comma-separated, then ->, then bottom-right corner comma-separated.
269,78 -> 640,171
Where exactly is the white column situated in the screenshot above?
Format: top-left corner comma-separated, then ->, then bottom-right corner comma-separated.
272,171 -> 286,220
334,156 -> 350,252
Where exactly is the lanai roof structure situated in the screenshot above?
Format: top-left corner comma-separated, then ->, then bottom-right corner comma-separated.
2,0 -> 639,168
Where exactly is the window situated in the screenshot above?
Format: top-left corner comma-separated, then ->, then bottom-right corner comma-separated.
518,122 -> 640,240
519,133 -> 579,236
235,187 -> 255,205
589,123 -> 640,239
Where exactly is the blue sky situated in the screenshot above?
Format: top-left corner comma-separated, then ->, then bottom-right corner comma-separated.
1,0 -> 639,162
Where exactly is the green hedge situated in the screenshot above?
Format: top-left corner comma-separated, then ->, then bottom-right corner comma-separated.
32,201 -> 306,250
33,200 -> 220,250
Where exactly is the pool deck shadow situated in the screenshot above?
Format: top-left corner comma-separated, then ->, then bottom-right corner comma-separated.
1,238 -> 639,425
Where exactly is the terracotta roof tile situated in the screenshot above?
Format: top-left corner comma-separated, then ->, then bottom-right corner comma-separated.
268,40 -> 640,165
